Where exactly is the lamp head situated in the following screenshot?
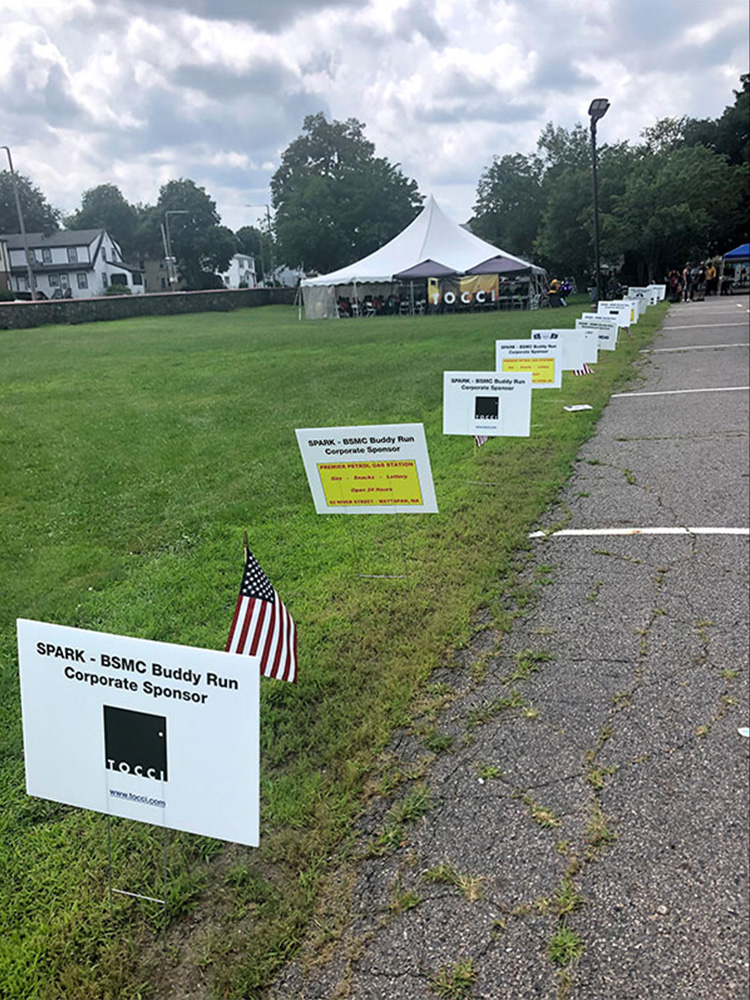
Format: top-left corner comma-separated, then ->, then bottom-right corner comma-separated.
588,98 -> 610,123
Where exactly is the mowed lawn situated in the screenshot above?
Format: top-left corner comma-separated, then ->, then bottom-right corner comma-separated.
0,301 -> 665,999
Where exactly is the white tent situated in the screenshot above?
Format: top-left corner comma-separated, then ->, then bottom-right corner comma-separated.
300,196 -> 547,318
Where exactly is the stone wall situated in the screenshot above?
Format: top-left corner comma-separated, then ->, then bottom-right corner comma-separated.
0,287 -> 297,330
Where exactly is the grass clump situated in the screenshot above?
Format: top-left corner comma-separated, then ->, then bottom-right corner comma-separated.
547,924 -> 584,965
424,862 -> 483,901
510,647 -> 554,680
429,958 -> 477,998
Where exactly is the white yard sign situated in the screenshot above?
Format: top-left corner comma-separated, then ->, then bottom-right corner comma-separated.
296,423 -> 438,514
495,339 -> 562,389
531,329 -> 597,370
623,291 -> 649,316
443,371 -> 532,437
17,620 -> 260,846
576,314 -> 619,350
598,300 -> 638,327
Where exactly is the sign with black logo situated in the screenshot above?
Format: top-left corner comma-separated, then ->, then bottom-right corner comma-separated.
104,705 -> 168,782
17,619 -> 260,846
443,370 -> 532,438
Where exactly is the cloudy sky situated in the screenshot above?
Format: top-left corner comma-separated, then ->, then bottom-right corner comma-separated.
1,0 -> 747,232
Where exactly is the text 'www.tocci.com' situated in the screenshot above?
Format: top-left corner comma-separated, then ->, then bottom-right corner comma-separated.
110,788 -> 166,809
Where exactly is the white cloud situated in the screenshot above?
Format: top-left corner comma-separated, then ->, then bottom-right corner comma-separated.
0,0 -> 746,232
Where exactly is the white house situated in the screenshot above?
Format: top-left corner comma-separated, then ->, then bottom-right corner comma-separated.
0,229 -> 145,299
220,253 -> 257,289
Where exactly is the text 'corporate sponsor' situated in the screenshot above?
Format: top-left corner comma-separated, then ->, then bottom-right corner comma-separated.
35,642 -> 239,705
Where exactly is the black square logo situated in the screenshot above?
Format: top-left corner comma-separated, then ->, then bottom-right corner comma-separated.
104,705 -> 168,782
475,395 -> 499,420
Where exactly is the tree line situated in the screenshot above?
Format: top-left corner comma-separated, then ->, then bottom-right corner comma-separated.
473,75 -> 748,283
1,76 -> 747,288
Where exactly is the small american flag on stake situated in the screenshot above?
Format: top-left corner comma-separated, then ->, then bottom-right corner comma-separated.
573,364 -> 594,376
473,434 -> 489,448
225,534 -> 297,683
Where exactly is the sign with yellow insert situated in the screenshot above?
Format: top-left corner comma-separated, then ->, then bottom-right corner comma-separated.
495,339 -> 562,389
317,460 -> 422,507
501,356 -> 556,383
295,423 -> 438,514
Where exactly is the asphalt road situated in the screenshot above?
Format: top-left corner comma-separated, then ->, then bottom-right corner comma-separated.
269,296 -> 750,1000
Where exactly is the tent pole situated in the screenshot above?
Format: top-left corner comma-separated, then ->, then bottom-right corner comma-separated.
410,280 -> 414,315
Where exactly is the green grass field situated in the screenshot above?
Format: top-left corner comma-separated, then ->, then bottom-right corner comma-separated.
0,300 -> 665,999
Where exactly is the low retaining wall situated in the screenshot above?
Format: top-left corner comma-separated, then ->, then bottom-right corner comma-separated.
0,287 -> 297,330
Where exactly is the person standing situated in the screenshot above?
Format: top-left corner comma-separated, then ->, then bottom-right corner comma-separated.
706,261 -> 717,295
682,264 -> 691,302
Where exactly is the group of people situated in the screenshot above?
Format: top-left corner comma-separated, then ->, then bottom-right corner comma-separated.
666,261 -> 726,302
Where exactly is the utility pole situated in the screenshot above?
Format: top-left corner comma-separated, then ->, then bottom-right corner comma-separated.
1,145 -> 38,299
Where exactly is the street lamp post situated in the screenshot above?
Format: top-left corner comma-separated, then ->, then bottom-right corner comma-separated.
162,210 -> 189,288
1,145 -> 38,299
588,98 -> 610,304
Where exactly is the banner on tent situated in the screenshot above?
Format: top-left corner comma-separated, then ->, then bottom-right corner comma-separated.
428,275 -> 499,307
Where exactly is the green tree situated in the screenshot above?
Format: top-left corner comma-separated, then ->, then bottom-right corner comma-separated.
0,170 -> 60,235
471,153 -> 543,259
138,179 -> 236,289
536,121 -> 591,175
684,74 -> 749,166
271,113 -> 423,273
65,184 -> 139,258
533,166 -> 592,281
534,139 -> 634,283
605,144 -> 747,279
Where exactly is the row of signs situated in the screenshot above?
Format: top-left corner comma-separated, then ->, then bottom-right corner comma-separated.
18,289 -> 664,848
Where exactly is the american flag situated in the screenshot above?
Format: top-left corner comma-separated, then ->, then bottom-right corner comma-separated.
573,364 -> 594,376
225,545 -> 297,683
473,435 -> 489,447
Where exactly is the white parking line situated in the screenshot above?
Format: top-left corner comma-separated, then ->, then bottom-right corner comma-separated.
642,343 -> 749,353
611,386 -> 749,398
663,322 -> 749,330
529,527 -> 750,538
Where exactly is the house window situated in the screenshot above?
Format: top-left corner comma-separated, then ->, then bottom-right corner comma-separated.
48,273 -> 59,287
102,273 -> 108,287
77,272 -> 88,289
42,248 -> 52,264
101,247 -> 106,262
18,276 -> 28,291
67,247 -> 78,263
110,273 -> 128,285
131,271 -> 143,285
27,249 -> 37,264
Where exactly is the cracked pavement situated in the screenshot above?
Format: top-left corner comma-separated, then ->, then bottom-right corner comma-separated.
268,297 -> 749,1000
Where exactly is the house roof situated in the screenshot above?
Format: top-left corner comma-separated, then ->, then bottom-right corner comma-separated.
0,229 -> 107,249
